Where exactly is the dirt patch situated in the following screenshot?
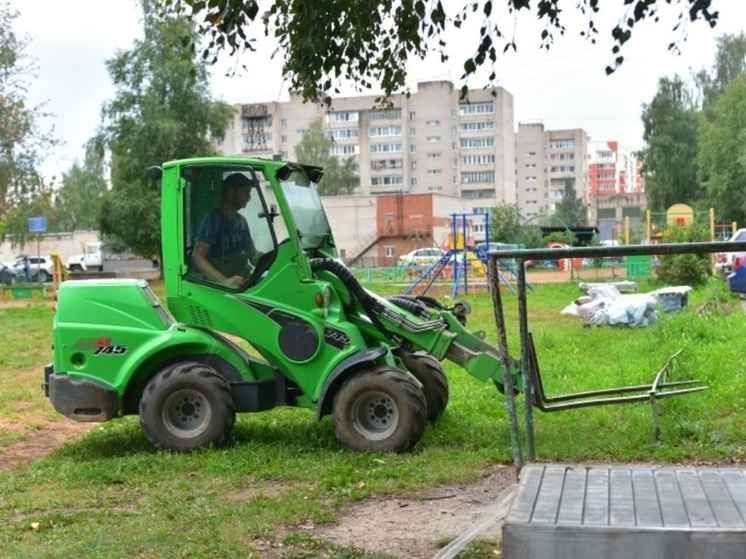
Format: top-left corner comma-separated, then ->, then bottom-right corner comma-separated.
267,465 -> 518,558
0,418 -> 93,472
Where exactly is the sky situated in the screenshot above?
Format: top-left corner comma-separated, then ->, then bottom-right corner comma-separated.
10,0 -> 746,180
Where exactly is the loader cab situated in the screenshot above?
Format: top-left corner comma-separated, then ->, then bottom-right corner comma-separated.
180,163 -> 289,291
175,160 -> 334,293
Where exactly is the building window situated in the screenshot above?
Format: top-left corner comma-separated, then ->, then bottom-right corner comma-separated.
411,161 -> 417,170
427,169 -> 442,175
371,159 -> 403,170
550,165 -> 575,173
370,108 -> 402,120
460,137 -> 495,149
409,128 -> 416,136
462,171 -> 495,183
426,152 -> 442,159
427,186 -> 443,192
371,175 -> 404,186
460,121 -> 495,131
327,111 -> 359,123
426,135 -> 441,142
331,144 -> 360,155
411,178 -> 417,186
280,118 -> 287,127
462,154 -> 495,165
370,142 -> 403,153
409,111 -> 416,120
426,119 -> 440,126
328,128 -> 359,139
549,139 -> 574,149
281,135 -> 287,143
410,144 -> 417,153
385,246 -> 395,257
458,102 -> 494,115
369,126 -> 402,137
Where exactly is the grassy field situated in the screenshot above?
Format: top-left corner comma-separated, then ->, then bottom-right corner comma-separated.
1,278 -> 745,558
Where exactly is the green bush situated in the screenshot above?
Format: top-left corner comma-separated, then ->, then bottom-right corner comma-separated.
657,223 -> 711,286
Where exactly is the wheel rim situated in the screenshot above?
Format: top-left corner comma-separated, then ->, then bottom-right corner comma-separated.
162,389 -> 212,438
350,390 -> 399,441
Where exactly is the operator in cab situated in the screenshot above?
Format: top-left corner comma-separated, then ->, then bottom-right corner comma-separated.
191,172 -> 263,286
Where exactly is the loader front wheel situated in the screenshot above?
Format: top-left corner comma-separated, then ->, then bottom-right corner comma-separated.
332,366 -> 427,452
139,362 -> 235,452
397,351 -> 449,422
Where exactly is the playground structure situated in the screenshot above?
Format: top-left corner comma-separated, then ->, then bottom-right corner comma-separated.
404,212 -> 529,297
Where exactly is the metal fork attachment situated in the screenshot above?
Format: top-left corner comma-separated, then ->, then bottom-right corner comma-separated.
526,333 -> 706,420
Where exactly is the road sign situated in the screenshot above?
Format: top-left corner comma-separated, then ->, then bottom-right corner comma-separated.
28,217 -> 47,233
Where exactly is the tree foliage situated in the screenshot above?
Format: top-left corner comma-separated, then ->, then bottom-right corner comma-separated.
639,75 -> 701,212
157,0 -> 719,104
488,202 -> 522,244
656,222 -> 710,287
0,5 -> 58,246
92,0 -> 234,259
693,32 -> 746,116
697,76 -> 746,227
53,146 -> 108,232
294,119 -> 358,195
554,178 -> 587,227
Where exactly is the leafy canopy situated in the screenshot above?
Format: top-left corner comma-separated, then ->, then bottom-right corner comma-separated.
0,4 -> 59,246
294,120 -> 358,196
157,0 -> 720,104
91,0 -> 234,259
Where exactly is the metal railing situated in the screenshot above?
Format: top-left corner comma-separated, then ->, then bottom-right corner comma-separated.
486,240 -> 746,469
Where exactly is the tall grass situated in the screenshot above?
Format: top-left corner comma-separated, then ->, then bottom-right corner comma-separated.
0,279 -> 744,557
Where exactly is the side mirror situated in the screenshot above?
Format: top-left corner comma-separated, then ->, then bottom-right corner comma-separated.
146,166 -> 163,180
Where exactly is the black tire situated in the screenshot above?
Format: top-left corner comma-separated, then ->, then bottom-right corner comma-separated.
139,361 -> 235,452
397,351 -> 449,422
36,270 -> 48,283
332,365 -> 427,452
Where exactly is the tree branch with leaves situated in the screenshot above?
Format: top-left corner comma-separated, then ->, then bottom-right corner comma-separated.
158,0 -> 719,104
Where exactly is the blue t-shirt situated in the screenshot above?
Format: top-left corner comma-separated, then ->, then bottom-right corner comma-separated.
196,209 -> 254,266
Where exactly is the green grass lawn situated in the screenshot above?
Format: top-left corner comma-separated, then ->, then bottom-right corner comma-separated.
1,278 -> 745,558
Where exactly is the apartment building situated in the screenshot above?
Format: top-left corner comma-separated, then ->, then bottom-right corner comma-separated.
587,141 -> 646,240
514,123 -> 588,221
587,141 -> 643,197
213,80 -> 516,202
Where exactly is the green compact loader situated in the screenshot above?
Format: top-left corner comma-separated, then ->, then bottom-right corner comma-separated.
43,156 -> 523,453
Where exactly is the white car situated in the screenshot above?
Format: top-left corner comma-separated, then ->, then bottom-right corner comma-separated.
13,255 -> 56,282
715,229 -> 746,276
398,247 -> 447,267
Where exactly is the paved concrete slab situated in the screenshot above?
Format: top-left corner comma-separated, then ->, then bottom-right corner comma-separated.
503,464 -> 746,559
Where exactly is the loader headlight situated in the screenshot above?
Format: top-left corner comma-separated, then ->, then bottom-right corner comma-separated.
315,285 -> 331,318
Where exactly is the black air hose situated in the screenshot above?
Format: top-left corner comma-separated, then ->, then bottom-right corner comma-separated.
310,258 -> 395,340
385,296 -> 429,318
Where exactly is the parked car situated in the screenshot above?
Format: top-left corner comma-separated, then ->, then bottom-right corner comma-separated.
398,247 -> 447,267
0,262 -> 17,285
727,254 -> 746,294
715,228 -> 746,276
12,255 -> 56,282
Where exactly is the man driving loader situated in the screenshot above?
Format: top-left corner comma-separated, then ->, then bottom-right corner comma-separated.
191,172 -> 263,286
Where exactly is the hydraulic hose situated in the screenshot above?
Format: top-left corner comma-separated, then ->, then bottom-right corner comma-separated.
310,258 -> 395,340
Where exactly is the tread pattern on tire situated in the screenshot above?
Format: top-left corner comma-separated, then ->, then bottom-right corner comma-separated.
397,351 -> 449,422
139,361 -> 235,452
332,366 -> 427,453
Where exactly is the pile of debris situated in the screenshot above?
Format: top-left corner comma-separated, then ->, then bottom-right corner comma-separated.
561,282 -> 691,327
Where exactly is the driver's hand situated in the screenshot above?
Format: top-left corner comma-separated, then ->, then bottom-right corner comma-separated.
226,275 -> 244,287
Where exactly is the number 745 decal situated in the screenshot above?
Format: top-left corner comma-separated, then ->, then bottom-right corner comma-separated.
94,345 -> 128,356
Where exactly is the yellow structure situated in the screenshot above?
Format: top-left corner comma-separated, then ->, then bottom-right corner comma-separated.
666,204 -> 694,227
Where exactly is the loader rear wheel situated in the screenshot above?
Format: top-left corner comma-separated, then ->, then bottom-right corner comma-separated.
397,351 -> 449,422
332,366 -> 427,453
139,361 -> 235,452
